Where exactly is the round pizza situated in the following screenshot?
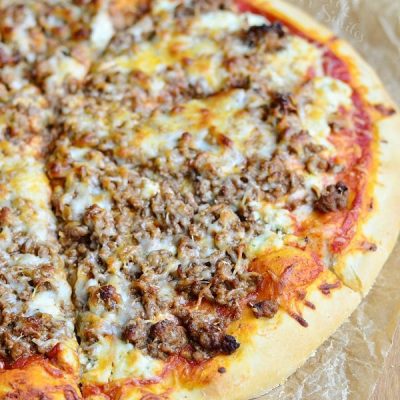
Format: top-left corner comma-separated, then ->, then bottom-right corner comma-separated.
0,0 -> 399,399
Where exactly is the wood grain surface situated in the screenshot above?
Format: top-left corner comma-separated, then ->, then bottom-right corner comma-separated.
371,326 -> 400,399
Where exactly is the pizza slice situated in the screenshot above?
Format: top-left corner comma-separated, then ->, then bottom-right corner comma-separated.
0,141 -> 80,399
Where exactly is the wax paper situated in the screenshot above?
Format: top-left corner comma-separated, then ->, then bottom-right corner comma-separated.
258,1 -> 400,399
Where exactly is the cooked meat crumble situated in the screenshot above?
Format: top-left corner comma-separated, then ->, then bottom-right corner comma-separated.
314,182 -> 349,213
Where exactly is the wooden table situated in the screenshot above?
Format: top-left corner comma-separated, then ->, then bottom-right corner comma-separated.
371,326 -> 400,399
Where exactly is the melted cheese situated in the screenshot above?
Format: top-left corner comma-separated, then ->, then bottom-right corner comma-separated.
262,36 -> 322,92
0,152 -> 56,240
11,8 -> 36,61
126,89 -> 275,174
45,52 -> 87,89
61,177 -> 112,220
248,204 -> 294,257
111,341 -> 163,380
91,9 -> 115,51
298,77 -> 353,145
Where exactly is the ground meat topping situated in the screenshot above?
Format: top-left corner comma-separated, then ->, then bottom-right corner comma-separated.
242,23 -> 286,49
0,313 -> 66,361
249,300 -> 279,319
314,182 -> 349,213
122,319 -> 151,349
147,319 -> 188,359
176,310 -> 240,360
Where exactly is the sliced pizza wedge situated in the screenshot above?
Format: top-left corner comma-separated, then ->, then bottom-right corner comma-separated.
0,142 -> 80,399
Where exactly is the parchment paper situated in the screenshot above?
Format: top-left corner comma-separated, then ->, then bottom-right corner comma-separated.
259,1 -> 400,399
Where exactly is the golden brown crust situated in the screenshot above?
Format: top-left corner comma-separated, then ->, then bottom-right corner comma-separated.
0,359 -> 81,399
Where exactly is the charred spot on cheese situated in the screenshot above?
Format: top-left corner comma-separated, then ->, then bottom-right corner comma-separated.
314,182 -> 349,213
241,23 -> 286,49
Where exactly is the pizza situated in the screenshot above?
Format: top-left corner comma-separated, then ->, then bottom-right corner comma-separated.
0,0 -> 399,399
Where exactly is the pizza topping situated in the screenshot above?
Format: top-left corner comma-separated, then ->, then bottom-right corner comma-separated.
314,182 -> 349,213
290,312 -> 309,328
249,300 -> 279,319
373,104 -> 396,117
90,285 -> 121,311
147,319 -> 188,360
122,319 -> 151,350
0,148 -> 75,363
0,313 -> 64,360
241,22 -> 286,49
174,0 -> 235,16
177,310 -> 240,359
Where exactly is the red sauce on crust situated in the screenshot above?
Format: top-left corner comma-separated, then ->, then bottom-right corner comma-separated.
329,91 -> 373,253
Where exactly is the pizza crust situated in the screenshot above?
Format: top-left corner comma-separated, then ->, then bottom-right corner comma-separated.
0,360 -> 81,399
